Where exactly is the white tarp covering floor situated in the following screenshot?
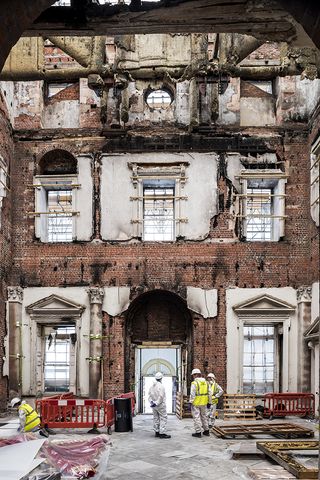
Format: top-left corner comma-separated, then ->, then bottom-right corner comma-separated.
0,438 -> 45,480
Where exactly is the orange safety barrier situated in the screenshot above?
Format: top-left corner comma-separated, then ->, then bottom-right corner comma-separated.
38,398 -> 105,429
105,398 -> 115,433
36,392 -> 75,425
263,393 -> 315,418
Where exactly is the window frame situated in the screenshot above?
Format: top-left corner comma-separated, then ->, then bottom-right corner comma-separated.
33,174 -> 79,243
237,169 -> 287,242
129,162 -> 188,241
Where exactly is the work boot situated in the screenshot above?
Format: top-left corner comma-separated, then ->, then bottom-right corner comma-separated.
203,430 -> 210,436
192,432 -> 201,438
39,428 -> 49,438
155,432 -> 160,437
159,433 -> 171,439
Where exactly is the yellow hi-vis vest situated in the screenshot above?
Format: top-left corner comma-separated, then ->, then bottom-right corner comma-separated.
19,403 -> 41,432
192,379 -> 209,406
211,381 -> 220,405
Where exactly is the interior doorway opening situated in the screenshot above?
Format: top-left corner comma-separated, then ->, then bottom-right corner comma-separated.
136,346 -> 180,413
125,289 -> 193,414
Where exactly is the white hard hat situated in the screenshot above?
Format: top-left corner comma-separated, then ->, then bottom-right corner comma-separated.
207,373 -> 215,379
10,397 -> 21,408
191,368 -> 201,375
155,372 -> 163,380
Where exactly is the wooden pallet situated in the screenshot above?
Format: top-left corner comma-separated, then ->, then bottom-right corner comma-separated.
257,441 -> 319,479
175,394 -> 192,419
223,394 -> 256,420
212,422 -> 315,439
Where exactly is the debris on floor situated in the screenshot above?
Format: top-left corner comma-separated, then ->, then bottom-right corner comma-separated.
0,432 -> 111,480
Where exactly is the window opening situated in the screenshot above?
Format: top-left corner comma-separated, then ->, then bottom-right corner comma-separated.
246,186 -> 272,241
47,83 -> 74,98
143,180 -> 175,241
44,325 -> 75,393
47,189 -> 73,242
243,325 -> 275,394
53,0 -> 71,6
146,89 -> 172,109
235,169 -> 287,242
310,136 -> 320,226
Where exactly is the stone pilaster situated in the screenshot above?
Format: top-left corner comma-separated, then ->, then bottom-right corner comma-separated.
7,286 -> 23,395
87,287 -> 104,399
297,286 -> 312,391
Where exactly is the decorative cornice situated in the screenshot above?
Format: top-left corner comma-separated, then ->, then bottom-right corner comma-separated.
87,287 -> 104,304
297,286 -> 312,303
7,286 -> 23,303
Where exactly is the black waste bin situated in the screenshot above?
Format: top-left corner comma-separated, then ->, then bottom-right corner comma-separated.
114,397 -> 133,432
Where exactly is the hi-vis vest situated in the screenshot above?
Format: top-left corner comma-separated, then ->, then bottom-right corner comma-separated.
211,381 -> 220,405
19,403 -> 40,432
192,378 -> 209,406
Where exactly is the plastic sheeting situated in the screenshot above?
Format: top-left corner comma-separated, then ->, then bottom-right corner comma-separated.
41,435 -> 111,479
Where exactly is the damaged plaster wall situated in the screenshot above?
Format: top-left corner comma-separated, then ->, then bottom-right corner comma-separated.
75,154 -> 94,241
226,287 -> 298,393
186,287 -> 217,318
100,152 -> 218,241
102,287 -> 130,317
0,82 -> 15,124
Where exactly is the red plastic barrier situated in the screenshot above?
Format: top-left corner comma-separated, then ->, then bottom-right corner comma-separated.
38,399 -> 105,429
263,393 -> 315,418
36,393 -> 75,425
105,398 -> 115,432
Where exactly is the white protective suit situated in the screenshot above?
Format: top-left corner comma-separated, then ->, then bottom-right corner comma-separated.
148,379 -> 168,434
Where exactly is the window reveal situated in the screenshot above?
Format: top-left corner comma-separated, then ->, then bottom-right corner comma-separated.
129,162 -> 188,241
143,181 -> 175,241
44,325 -> 76,393
47,189 -> 73,242
243,325 -> 276,394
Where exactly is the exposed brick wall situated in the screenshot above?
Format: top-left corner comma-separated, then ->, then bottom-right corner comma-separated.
5,127 -> 318,400
0,90 -> 13,409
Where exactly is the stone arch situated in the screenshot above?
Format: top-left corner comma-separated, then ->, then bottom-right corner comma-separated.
38,149 -> 77,175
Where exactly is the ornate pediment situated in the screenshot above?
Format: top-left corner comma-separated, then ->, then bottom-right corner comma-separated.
26,294 -> 85,318
233,294 -> 295,314
304,317 -> 319,341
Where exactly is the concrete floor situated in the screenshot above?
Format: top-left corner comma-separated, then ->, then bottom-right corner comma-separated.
0,414 -> 318,479
105,415 -> 318,480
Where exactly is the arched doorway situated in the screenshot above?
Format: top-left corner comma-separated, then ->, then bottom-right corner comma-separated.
125,290 -> 192,413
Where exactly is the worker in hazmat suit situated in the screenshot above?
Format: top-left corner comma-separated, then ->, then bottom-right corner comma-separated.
10,397 -> 49,437
206,372 -> 223,427
189,368 -> 211,438
148,372 -> 171,438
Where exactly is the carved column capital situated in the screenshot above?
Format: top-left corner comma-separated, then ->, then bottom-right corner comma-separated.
297,286 -> 312,303
7,286 -> 23,303
87,287 -> 104,304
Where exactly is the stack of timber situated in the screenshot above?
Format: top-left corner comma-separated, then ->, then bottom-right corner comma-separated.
212,422 -> 315,439
223,394 -> 256,420
175,393 -> 192,419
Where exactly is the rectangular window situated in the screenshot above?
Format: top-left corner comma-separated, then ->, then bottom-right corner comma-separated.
44,325 -> 75,393
243,325 -> 275,394
246,186 -> 272,241
237,170 -> 286,241
130,162 -> 188,241
143,180 -> 175,241
47,189 -> 73,242
33,175 -> 79,243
